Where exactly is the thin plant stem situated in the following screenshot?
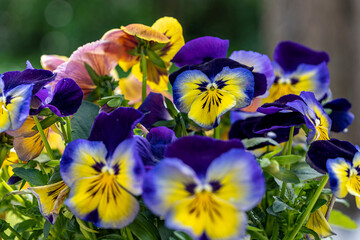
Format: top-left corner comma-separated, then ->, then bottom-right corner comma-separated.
280,126 -> 295,199
287,126 -> 295,155
126,227 -> 134,240
0,178 -> 25,205
0,145 -> 9,168
140,48 -> 147,103
33,116 -> 55,160
180,115 -> 187,136
65,117 -> 72,143
59,121 -> 68,143
213,125 -> 220,139
7,224 -> 25,240
325,195 -> 336,220
286,174 -> 329,240
249,230 -> 268,240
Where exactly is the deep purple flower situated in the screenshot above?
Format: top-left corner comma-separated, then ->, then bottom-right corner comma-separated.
323,98 -> 354,133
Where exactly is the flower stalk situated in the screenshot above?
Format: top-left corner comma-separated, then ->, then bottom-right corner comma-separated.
33,115 -> 55,160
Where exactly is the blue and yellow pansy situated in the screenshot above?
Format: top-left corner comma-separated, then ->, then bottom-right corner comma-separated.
171,59 -> 255,129
143,136 -> 265,240
60,107 -> 147,229
327,152 -> 360,208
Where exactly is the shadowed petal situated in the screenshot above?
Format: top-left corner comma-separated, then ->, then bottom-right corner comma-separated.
146,126 -> 177,160
88,107 -> 143,156
274,41 -> 330,73
165,136 -> 244,178
307,139 -> 357,174
172,36 -> 229,67
121,23 -> 169,43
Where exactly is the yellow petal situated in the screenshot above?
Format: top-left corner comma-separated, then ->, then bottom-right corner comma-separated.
121,24 -> 169,43
151,17 -> 185,63
305,205 -> 334,239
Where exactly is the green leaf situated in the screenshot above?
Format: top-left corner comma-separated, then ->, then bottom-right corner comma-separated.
85,87 -> 101,102
0,219 -> 10,232
47,169 -> 62,184
262,145 -> 282,159
71,101 -> 100,141
159,222 -> 175,240
269,166 -> 300,184
43,221 -> 51,239
84,62 -> 100,85
329,209 -> 357,229
173,232 -> 193,240
146,49 -> 166,69
32,115 -> 61,131
15,219 -> 37,232
291,162 -> 323,182
335,198 -> 350,208
164,97 -> 178,118
246,225 -> 263,232
242,137 -> 278,149
311,199 -> 327,213
272,155 -> 302,165
260,158 -> 271,168
272,197 -> 295,213
45,160 -> 60,167
128,214 -> 161,240
107,98 -> 121,108
12,168 -> 47,186
153,120 -> 176,128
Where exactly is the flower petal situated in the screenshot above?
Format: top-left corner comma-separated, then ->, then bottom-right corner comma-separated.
327,158 -> 351,198
60,139 -> 108,186
151,16 -> 185,64
109,138 -> 145,195
121,23 -> 170,43
206,149 -> 265,211
307,139 -> 357,174
142,158 -> 200,216
165,136 -> 244,178
41,55 -> 68,72
173,70 -> 211,113
88,107 -> 143,156
146,126 -> 177,160
29,181 -> 68,224
65,174 -> 139,229
274,41 -> 330,73
138,92 -> 172,129
165,194 -> 247,240
172,36 -> 229,67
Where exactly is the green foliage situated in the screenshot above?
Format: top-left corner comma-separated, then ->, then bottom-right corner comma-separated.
71,101 -> 100,141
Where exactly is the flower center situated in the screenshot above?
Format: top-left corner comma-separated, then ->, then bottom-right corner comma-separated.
101,166 -> 115,175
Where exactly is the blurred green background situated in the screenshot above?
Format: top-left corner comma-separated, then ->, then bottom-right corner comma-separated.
0,0 -> 262,72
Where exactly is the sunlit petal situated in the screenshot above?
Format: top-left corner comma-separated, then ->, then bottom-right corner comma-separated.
327,158 -> 351,198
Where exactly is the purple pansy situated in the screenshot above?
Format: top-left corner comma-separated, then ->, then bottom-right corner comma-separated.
323,98 -> 354,133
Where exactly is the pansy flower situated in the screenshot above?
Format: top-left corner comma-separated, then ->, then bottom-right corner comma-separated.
171,58 -> 255,129
143,136 -> 265,240
60,107 -> 146,228
256,91 -> 331,143
327,152 -> 360,208
305,201 -> 334,239
323,98 -> 354,133
171,36 -> 271,101
262,41 -> 330,104
53,40 -> 123,99
102,17 -> 185,91
0,63 -> 56,133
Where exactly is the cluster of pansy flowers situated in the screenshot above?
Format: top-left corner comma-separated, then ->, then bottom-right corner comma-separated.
0,16 -> 358,240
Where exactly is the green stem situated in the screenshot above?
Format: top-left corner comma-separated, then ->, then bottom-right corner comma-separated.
213,126 -> 220,139
249,230 -> 268,240
125,227 -> 134,240
180,116 -> 187,136
33,116 -> 55,160
286,174 -> 329,240
287,126 -> 295,155
65,117 -> 72,143
325,195 -> 336,220
59,121 -> 68,143
0,145 -> 9,168
8,224 -> 25,240
0,178 -> 25,205
140,48 -> 147,103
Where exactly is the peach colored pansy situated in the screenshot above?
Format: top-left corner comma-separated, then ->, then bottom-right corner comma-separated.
53,40 -> 124,98
41,55 -> 68,72
103,16 -> 184,92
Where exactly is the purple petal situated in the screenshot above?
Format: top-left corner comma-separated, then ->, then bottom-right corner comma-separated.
253,112 -> 305,133
88,107 -> 144,156
146,126 -> 177,160
257,94 -> 303,114
165,136 -> 244,178
138,92 -> 171,129
2,68 -> 56,94
230,50 -> 275,92
229,116 -> 300,149
45,78 -> 83,117
252,72 -> 267,98
307,139 -> 358,174
171,36 -> 229,67
134,135 -> 157,168
274,41 -> 330,73
324,98 -> 354,132
324,98 -> 352,112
